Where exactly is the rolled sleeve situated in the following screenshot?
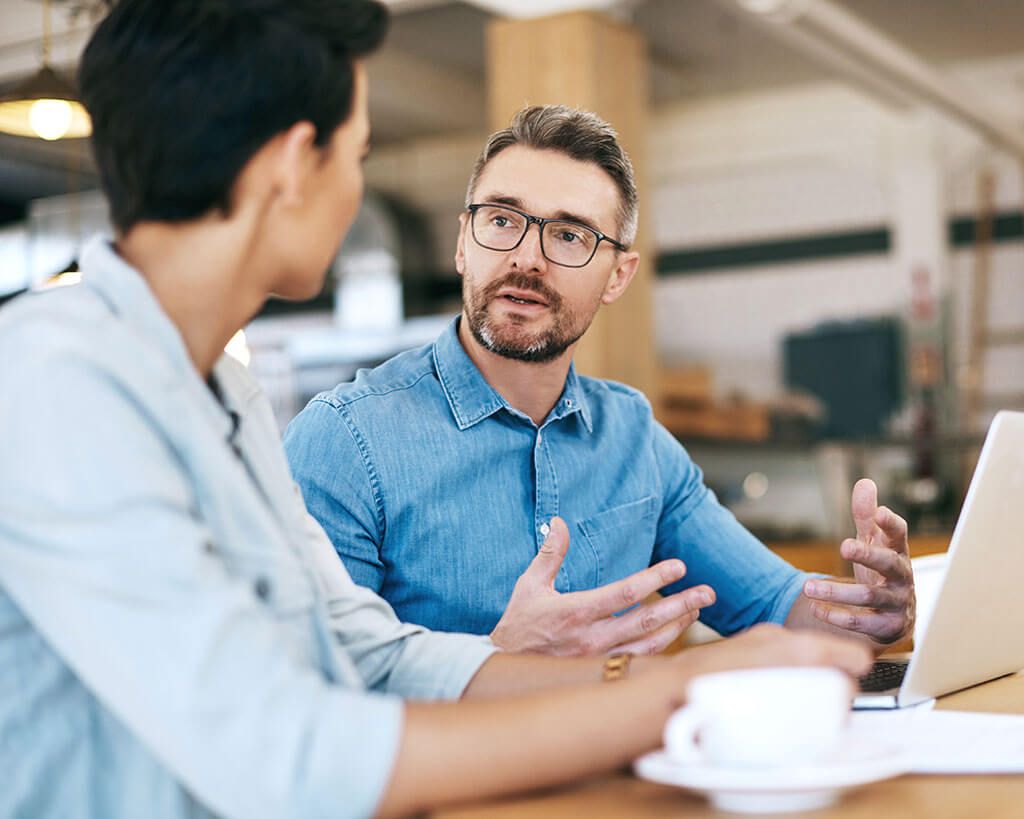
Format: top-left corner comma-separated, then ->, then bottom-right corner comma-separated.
650,423 -> 811,634
296,497 -> 499,700
0,356 -> 404,819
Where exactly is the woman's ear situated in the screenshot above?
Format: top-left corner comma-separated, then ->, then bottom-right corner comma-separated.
272,121 -> 319,208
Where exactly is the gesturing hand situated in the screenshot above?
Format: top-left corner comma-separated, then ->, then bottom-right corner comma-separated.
489,517 -> 715,656
802,479 -> 916,644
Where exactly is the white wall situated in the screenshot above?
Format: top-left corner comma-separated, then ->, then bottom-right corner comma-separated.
649,57 -> 1024,414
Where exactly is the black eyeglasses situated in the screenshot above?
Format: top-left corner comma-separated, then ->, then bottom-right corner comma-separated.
467,203 -> 627,268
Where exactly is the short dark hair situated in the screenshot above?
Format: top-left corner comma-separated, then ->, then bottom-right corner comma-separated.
78,0 -> 388,233
465,105 -> 639,248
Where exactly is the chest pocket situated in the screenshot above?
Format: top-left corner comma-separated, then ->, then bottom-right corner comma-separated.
576,495 -> 659,588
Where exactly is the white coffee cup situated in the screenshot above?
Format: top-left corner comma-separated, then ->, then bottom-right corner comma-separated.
664,666 -> 852,768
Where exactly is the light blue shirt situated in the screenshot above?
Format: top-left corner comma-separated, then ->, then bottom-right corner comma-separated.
0,238 -> 496,819
284,318 -> 809,637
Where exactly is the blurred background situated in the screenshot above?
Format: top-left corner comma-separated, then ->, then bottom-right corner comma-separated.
2,0 -> 1022,565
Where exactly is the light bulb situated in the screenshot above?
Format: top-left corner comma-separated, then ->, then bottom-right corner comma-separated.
29,98 -> 73,140
736,0 -> 788,12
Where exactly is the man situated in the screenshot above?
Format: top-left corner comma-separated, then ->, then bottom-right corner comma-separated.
0,3 -> 871,818
284,105 -> 915,656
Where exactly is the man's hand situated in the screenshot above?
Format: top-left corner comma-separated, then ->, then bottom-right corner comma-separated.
490,517 -> 715,656
800,478 -> 916,645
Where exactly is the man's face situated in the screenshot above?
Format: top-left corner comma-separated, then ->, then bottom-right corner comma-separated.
456,145 -> 637,364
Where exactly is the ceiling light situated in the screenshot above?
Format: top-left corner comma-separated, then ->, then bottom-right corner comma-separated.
462,0 -> 623,20
0,0 -> 92,141
736,0 -> 798,16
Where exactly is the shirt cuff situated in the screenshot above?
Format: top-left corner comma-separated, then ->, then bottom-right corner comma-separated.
383,633 -> 500,700
769,570 -> 820,624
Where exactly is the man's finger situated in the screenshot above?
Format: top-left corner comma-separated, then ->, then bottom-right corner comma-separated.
518,516 -> 571,590
597,584 -> 713,649
575,559 -> 687,619
807,600 -> 911,643
838,539 -> 912,581
874,506 -> 910,555
850,477 -> 879,544
609,609 -> 702,656
803,577 -> 906,610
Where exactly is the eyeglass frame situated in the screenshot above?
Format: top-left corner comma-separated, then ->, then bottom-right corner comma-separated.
466,203 -> 629,269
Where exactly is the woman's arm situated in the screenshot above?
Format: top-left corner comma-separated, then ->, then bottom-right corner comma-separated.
376,624 -> 871,817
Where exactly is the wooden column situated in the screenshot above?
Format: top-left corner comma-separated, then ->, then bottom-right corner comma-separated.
486,11 -> 657,400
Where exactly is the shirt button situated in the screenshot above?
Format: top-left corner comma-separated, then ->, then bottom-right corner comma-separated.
254,577 -> 272,600
540,523 -> 550,536
564,399 -> 573,407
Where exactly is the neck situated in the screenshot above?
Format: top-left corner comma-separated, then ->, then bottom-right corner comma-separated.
457,314 -> 575,426
116,217 -> 266,379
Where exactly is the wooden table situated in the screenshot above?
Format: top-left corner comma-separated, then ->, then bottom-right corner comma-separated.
433,671 -> 1024,818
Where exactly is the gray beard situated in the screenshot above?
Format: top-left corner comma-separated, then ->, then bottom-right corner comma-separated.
462,271 -> 595,364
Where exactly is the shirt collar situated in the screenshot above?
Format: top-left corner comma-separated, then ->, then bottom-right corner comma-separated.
432,317 -> 506,429
78,234 -> 236,443
558,362 -> 593,432
432,316 -> 592,433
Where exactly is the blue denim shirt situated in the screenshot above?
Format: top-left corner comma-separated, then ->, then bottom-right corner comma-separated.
0,238 -> 496,819
284,318 -> 808,637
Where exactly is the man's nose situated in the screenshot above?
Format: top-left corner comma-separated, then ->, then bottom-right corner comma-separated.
508,221 -> 548,272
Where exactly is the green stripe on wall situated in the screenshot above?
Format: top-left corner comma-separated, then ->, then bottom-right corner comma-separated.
657,210 -> 1024,277
950,212 -> 1024,246
656,228 -> 891,275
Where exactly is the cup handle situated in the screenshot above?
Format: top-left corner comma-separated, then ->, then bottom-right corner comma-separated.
663,705 -> 704,763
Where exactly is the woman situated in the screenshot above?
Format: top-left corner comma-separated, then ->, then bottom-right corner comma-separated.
0,1 -> 870,817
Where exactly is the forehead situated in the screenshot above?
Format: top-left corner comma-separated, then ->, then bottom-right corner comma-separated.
473,145 -> 620,230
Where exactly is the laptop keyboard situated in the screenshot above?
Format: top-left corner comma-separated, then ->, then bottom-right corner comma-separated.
859,660 -> 909,692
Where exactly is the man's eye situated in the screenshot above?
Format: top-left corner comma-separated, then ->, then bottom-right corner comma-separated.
493,216 -> 509,227
558,230 -> 581,243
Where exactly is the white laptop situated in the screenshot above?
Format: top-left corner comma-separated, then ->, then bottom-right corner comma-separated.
855,410 -> 1024,709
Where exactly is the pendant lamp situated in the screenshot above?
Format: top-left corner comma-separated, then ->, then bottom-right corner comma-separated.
0,0 -> 91,141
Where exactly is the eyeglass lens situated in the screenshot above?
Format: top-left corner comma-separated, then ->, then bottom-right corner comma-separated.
472,204 -> 598,267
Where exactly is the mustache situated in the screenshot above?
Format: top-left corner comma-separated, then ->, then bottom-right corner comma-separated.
481,272 -> 562,309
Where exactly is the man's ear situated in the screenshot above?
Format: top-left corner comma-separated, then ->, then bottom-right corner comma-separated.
601,251 -> 640,305
455,211 -> 469,276
273,121 -> 319,208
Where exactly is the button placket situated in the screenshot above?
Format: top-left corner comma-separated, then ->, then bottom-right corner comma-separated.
533,424 -> 566,591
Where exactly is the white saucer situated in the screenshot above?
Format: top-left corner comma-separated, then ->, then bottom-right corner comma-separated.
633,738 -> 908,814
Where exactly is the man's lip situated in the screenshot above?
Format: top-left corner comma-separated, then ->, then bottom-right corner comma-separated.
496,289 -> 549,307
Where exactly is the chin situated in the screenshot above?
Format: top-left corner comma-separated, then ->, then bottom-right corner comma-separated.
271,270 -> 330,302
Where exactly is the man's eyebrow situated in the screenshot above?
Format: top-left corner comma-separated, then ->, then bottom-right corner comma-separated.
482,194 -> 524,209
481,194 -> 603,233
553,210 -> 601,233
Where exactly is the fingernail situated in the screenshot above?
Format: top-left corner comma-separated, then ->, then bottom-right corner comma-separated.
700,591 -> 713,606
805,581 -> 819,597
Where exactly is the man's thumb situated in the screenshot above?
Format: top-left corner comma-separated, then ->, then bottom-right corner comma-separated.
851,477 -> 879,542
523,516 -> 570,588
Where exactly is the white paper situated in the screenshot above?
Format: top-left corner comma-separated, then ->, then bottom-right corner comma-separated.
850,709 -> 1024,773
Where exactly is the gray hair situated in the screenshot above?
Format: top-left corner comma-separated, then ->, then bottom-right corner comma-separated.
465,105 -> 638,248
